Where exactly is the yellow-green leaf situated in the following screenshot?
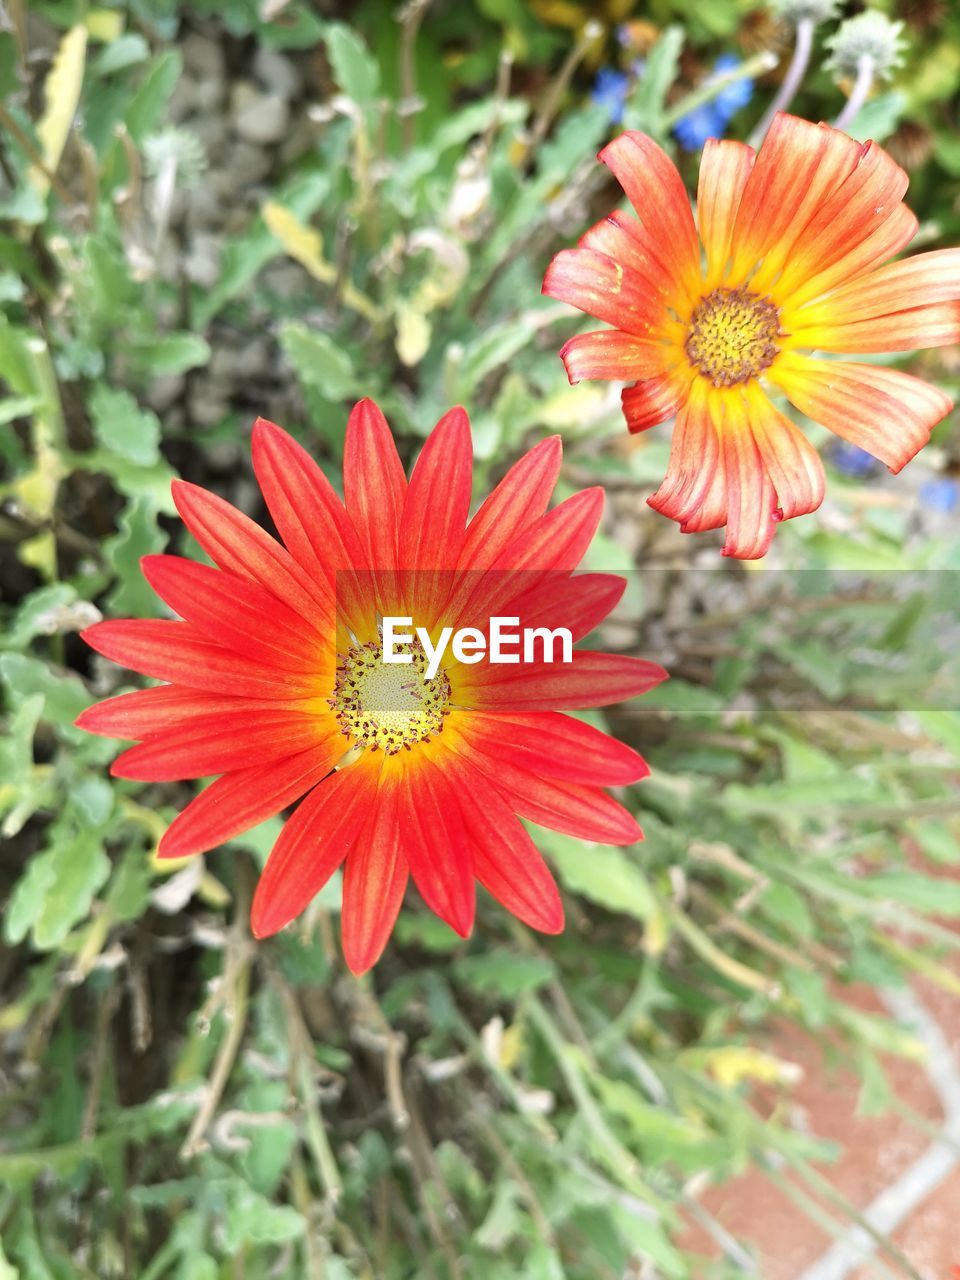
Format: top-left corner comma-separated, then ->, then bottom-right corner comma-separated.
31,24 -> 88,197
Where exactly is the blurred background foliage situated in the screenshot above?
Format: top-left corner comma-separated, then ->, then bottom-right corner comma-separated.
1,0 -> 959,1276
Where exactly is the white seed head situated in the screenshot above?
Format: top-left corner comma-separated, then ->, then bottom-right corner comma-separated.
770,0 -> 841,27
825,11 -> 908,82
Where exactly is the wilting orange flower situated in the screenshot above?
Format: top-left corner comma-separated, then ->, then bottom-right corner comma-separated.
543,112 -> 959,558
77,402 -> 665,973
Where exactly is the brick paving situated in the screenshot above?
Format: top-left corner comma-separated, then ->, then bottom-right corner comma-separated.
678,983 -> 960,1278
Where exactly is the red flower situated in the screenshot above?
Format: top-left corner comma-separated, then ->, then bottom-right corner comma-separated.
77,402 -> 666,973
542,113 -> 960,558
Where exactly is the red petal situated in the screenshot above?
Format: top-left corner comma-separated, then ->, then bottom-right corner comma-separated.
787,302 -> 960,354
157,744 -> 339,860
460,650 -> 667,711
455,776 -> 563,933
771,353 -> 952,472
466,710 -> 649,786
343,398 -> 406,572
397,407 -> 473,628
577,209 -> 680,299
791,247 -> 960,331
81,620 -> 318,698
75,685 -> 229,740
400,757 -> 475,938
251,418 -> 369,636
340,763 -> 408,974
250,761 -> 376,938
141,555 -> 326,671
172,479 -> 328,620
462,744 -> 643,845
716,395 -> 780,561
505,571 -> 626,643
110,710 -> 340,781
460,435 -> 561,570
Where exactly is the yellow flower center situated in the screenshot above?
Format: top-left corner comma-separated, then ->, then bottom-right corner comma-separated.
332,639 -> 451,755
685,287 -> 781,387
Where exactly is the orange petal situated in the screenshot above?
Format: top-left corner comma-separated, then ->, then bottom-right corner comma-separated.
770,352 -> 952,472
559,330 -> 674,383
696,138 -> 755,289
598,131 -> 700,297
743,383 -> 824,522
769,139 -> 909,298
730,114 -> 862,284
793,248 -> 960,329
621,367 -> 693,434
543,247 -> 679,340
341,762 -> 408,975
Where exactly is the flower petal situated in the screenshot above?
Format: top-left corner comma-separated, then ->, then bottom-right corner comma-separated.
503,571 -> 626,643
621,368 -> 692,434
463,743 -> 643,845
341,760 -> 408,974
770,352 -> 953,472
110,709 -> 340,781
400,756 -> 475,938
459,435 -> 561,570
793,248 -> 960,330
786,302 -> 960,354
648,378 -> 722,525
250,761 -> 376,938
543,247 -> 678,340
559,330 -> 674,383
697,138 -> 755,289
731,114 -> 862,284
172,479 -> 327,620
343,398 -> 406,573
717,391 -> 781,560
578,210 -> 681,298
460,650 -> 667,711
770,139 -> 909,298
782,203 -> 919,312
597,131 -> 700,293
157,744 -> 339,860
75,685 -> 238,740
742,383 -> 825,522
251,418 -> 369,636
455,775 -> 563,933
81,620 -> 319,698
141,555 -> 327,671
466,710 -> 649,786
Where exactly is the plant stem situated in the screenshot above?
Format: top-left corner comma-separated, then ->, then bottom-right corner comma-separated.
661,50 -> 778,130
834,53 -> 875,132
748,17 -> 814,148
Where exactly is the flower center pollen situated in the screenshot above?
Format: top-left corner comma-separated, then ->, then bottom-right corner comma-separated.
685,287 -> 780,387
332,639 -> 451,755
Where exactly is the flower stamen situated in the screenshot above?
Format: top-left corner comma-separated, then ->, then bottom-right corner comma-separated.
333,638 -> 451,755
685,286 -> 781,386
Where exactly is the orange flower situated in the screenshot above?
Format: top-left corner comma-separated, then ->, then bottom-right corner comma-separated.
542,113 -> 959,558
77,402 -> 666,973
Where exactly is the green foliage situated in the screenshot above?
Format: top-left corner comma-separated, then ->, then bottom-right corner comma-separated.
1,3 -> 959,1279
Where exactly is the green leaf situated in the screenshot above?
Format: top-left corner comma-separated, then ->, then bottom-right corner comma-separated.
103,497 -> 169,616
88,385 -> 161,466
5,827 -> 111,949
626,26 -> 683,132
453,950 -> 555,998
323,23 -> 380,105
541,830 -> 657,921
128,332 -> 211,376
125,51 -> 183,145
3,584 -> 77,650
222,1183 -> 305,1251
279,322 -> 357,398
